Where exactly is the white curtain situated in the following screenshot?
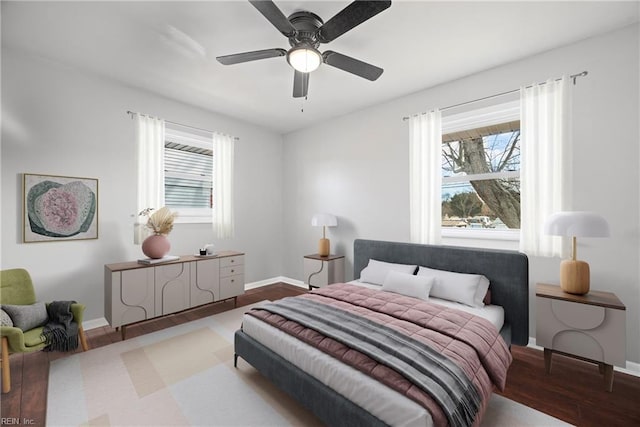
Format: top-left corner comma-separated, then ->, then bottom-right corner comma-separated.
134,113 -> 165,244
409,110 -> 442,244
520,76 -> 572,257
213,132 -> 235,239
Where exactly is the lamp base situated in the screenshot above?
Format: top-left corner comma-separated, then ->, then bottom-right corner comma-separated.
560,259 -> 590,295
318,238 -> 330,257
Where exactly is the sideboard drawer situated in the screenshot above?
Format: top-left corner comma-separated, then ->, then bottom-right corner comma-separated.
221,264 -> 244,278
220,255 -> 244,268
220,274 -> 244,300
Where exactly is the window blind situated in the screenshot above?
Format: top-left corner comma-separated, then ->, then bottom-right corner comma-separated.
164,125 -> 213,209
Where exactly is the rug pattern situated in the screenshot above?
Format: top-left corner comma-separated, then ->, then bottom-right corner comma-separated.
47,302 -> 572,426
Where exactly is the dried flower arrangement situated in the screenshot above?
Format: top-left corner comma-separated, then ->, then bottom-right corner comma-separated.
139,207 -> 178,235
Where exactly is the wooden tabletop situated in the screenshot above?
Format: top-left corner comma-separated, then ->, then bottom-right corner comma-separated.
106,250 -> 244,272
304,254 -> 344,261
536,283 -> 625,310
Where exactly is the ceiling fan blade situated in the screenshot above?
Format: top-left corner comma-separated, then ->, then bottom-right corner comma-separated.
293,70 -> 309,98
249,0 -> 296,37
216,48 -> 286,65
322,51 -> 383,81
318,0 -> 391,43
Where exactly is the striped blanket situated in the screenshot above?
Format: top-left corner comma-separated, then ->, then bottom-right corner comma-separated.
246,283 -> 512,427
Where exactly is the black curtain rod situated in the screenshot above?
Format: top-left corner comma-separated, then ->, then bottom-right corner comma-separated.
402,71 -> 588,121
126,110 -> 239,141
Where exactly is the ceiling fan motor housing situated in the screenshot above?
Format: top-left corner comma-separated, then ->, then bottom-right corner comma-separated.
287,11 -> 323,49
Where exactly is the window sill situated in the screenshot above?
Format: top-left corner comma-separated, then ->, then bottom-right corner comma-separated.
442,228 -> 520,241
172,208 -> 212,224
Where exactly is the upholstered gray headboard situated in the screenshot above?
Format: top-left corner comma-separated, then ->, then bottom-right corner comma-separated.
353,239 -> 529,346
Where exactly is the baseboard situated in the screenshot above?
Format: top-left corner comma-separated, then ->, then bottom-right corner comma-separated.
82,284 -> 640,377
528,337 -> 640,377
277,276 -> 307,288
627,360 -> 640,375
84,277 -> 306,331
245,276 -> 307,290
83,317 -> 109,331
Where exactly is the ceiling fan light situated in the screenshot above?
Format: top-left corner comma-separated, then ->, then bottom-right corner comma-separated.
287,46 -> 321,73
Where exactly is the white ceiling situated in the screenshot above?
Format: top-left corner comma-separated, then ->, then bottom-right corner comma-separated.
2,1 -> 638,134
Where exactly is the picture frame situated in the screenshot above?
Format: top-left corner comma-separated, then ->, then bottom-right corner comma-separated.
23,173 -> 99,243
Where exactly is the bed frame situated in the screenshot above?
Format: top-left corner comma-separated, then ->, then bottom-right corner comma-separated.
234,239 -> 529,426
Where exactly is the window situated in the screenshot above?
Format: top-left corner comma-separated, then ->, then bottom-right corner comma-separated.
440,101 -> 520,238
164,123 -> 213,223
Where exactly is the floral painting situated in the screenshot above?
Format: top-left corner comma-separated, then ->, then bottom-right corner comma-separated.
23,173 -> 98,242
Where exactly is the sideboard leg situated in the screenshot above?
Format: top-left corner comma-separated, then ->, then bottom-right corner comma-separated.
603,364 -> 614,392
543,348 -> 552,373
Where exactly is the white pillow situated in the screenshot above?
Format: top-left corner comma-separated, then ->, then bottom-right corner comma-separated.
382,271 -> 434,301
417,266 -> 490,308
359,259 -> 418,285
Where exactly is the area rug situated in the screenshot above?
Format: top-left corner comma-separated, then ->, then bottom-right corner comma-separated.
47,302 -> 572,426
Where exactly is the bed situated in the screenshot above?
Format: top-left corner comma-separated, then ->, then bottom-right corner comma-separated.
234,239 -> 529,426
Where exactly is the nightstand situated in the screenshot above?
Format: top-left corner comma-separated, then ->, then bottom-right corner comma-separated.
536,283 -> 626,391
303,254 -> 345,290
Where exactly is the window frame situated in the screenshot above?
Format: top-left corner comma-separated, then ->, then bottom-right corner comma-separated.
441,100 -> 521,241
164,124 -> 214,224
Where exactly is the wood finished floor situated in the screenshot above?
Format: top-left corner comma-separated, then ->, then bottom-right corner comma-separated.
2,282 -> 639,427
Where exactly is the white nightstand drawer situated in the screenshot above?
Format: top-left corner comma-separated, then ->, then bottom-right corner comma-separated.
535,283 -> 626,392
537,294 -> 626,366
551,330 -> 606,362
551,299 -> 605,330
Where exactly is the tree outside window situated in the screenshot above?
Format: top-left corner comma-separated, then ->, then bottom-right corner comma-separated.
441,121 -> 520,230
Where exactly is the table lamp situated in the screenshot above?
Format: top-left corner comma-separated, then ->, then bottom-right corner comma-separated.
311,213 -> 337,257
543,211 -> 610,295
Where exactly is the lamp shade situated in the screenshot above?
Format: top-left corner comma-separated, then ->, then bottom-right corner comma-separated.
543,211 -> 610,238
311,213 -> 337,227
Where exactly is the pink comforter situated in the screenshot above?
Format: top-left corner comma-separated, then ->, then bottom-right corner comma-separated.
248,283 -> 512,426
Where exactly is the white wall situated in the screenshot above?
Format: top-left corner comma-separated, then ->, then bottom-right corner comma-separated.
1,48 -> 284,322
282,24 -> 640,364
1,20 -> 637,366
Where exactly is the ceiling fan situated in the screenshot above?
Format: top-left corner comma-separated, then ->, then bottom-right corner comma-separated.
216,0 -> 392,98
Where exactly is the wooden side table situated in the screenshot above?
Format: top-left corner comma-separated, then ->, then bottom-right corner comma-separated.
536,283 -> 626,391
303,254 -> 345,290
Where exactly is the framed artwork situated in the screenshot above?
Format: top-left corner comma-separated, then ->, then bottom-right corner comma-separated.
23,173 -> 98,243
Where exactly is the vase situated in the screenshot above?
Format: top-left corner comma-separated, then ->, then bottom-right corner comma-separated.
142,234 -> 170,259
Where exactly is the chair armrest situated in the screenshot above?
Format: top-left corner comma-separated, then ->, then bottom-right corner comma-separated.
0,326 -> 26,353
71,303 -> 86,326
44,302 -> 86,326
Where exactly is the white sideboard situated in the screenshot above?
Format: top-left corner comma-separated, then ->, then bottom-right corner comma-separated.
105,251 -> 244,338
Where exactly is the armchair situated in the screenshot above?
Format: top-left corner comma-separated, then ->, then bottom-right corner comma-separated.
0,268 -> 89,393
